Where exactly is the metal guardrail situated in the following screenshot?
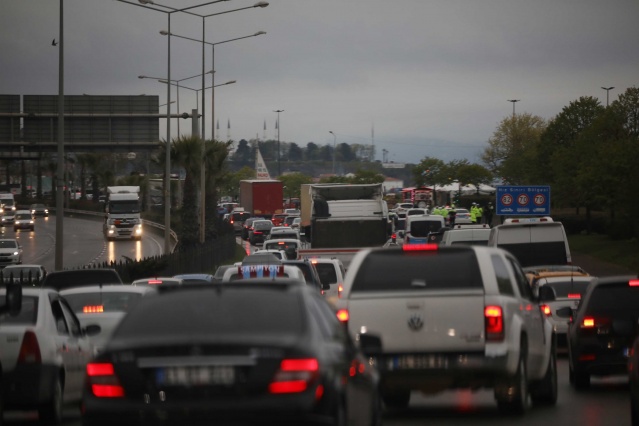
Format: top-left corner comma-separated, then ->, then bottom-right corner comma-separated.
50,207 -> 179,253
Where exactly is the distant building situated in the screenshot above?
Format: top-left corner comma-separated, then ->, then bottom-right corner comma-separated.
383,177 -> 403,194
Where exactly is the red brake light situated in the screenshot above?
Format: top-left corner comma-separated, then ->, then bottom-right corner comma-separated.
581,317 -> 595,328
567,293 -> 581,299
268,358 -> 319,394
83,305 -> 104,313
147,280 -> 163,285
540,304 -> 552,316
485,305 -> 504,341
403,243 -> 439,251
18,331 -> 42,364
86,362 -> 125,398
629,280 -> 639,287
338,284 -> 344,298
336,309 -> 349,323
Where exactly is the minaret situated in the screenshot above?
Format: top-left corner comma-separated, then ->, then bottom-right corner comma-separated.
371,123 -> 375,162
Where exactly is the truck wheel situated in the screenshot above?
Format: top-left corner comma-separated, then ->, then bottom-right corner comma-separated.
496,344 -> 529,414
530,340 -> 558,406
382,389 -> 410,409
39,376 -> 63,425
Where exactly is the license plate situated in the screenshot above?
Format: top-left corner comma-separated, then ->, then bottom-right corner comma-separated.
156,366 -> 235,386
388,355 -> 449,370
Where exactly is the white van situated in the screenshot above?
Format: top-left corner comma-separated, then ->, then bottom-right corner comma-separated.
440,224 -> 491,246
403,215 -> 445,245
0,193 -> 16,213
487,217 -> 571,267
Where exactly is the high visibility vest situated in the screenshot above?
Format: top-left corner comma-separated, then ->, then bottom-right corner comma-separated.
470,208 -> 477,223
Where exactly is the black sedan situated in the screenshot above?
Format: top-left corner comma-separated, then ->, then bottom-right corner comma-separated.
557,275 -> 639,389
81,280 -> 381,426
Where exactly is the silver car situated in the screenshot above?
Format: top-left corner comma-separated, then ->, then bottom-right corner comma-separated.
0,287 -> 99,424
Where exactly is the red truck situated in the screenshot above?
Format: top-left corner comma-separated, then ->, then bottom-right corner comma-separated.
239,180 -> 284,219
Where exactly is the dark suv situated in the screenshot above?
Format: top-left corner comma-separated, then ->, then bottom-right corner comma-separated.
557,275 -> 639,389
41,268 -> 124,291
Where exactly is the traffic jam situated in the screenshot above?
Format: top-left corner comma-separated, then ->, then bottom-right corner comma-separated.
1,182 -> 639,426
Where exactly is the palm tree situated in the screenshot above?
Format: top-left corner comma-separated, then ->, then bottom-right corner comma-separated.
171,135 -> 203,248
204,139 -> 232,239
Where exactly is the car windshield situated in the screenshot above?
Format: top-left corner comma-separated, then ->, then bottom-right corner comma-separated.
0,240 -> 17,248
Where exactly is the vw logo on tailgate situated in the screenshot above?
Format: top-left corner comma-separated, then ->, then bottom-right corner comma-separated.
407,314 -> 424,331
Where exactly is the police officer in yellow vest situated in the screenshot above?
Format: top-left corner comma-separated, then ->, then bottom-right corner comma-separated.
470,203 -> 478,223
475,204 -> 483,224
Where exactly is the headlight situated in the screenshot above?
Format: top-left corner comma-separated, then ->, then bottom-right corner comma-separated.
12,251 -> 19,256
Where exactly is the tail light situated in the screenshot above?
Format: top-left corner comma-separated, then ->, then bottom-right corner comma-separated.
567,294 -> 581,299
86,363 -> 125,398
83,305 -> 104,313
254,231 -> 263,235
581,317 -> 595,328
403,243 -> 438,251
484,305 -> 504,342
268,358 -> 319,394
629,279 -> 639,287
336,309 -> 349,323
540,304 -> 551,316
18,331 -> 42,364
338,284 -> 344,298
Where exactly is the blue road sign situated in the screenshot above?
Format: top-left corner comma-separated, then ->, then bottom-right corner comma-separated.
496,185 -> 550,216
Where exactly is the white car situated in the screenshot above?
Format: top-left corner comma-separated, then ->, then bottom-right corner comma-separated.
0,238 -> 22,267
310,258 -> 346,302
262,238 -> 304,260
0,287 -> 99,424
2,264 -> 47,286
60,285 -> 157,353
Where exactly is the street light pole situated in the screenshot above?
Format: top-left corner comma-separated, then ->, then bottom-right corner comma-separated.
55,0 -> 65,270
274,110 -> 284,176
507,99 -> 520,117
116,0 -> 231,255
601,86 -> 615,107
329,131 -> 336,175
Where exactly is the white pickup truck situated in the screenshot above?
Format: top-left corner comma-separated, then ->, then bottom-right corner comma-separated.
336,244 -> 557,414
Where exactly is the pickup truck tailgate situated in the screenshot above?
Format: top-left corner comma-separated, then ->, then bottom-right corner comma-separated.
348,289 -> 486,353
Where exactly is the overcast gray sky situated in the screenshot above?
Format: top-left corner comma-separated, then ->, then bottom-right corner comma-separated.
1,0 -> 638,164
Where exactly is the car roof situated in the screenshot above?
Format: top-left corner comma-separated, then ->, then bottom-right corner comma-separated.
60,284 -> 154,295
131,277 -> 184,286
41,268 -> 123,290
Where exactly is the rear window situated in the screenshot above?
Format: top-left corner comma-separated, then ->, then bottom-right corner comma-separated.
64,292 -> 144,313
0,295 -> 38,325
232,212 -> 251,221
544,280 -> 593,298
315,263 -> 338,285
265,241 -> 298,251
351,249 -> 483,292
409,219 -> 442,237
451,240 -> 489,246
42,270 -> 123,290
584,284 -> 639,315
498,242 -> 567,267
115,288 -> 305,338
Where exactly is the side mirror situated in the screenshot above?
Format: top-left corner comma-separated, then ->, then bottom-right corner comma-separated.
358,333 -> 383,357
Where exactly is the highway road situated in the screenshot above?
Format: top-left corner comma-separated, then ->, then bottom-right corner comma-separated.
2,357 -> 632,426
2,215 -> 166,273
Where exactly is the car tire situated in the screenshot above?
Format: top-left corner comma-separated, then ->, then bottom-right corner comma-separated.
530,339 -> 558,406
382,389 -> 410,409
39,376 -> 63,425
496,342 -> 529,415
632,384 -> 639,426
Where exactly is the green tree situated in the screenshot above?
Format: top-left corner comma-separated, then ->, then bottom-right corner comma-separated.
412,157 -> 446,187
279,173 -> 313,199
481,113 -> 546,185
171,135 -> 202,248
231,139 -> 251,166
305,142 -> 319,160
288,143 -> 303,161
